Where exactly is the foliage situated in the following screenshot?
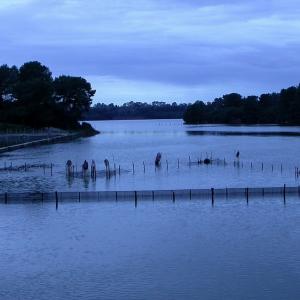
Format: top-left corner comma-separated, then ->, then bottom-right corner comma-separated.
183,86 -> 300,125
0,61 -> 95,129
84,101 -> 188,120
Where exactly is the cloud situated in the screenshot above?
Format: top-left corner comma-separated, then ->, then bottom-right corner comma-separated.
0,0 -> 300,103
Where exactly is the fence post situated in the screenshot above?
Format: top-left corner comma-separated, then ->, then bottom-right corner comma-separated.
55,191 -> 58,210
134,191 -> 137,207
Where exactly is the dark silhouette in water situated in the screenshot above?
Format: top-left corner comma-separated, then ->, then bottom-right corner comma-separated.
104,159 -> 110,176
236,151 -> 240,159
66,160 -> 73,175
91,160 -> 96,178
82,160 -> 89,173
155,153 -> 162,166
203,158 -> 211,165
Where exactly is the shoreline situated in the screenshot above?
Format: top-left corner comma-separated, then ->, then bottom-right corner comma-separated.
0,132 -> 82,154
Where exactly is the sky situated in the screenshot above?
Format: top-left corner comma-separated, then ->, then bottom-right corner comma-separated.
1,0 -> 300,104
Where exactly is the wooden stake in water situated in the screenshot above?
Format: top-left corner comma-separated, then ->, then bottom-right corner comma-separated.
143,161 -> 145,173
132,162 -> 135,174
177,159 -> 179,169
166,160 -> 169,171
211,188 -> 215,206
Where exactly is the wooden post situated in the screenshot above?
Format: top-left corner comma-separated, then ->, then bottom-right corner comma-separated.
4,192 -> 8,204
283,184 -> 286,204
78,192 -> 81,202
189,189 -> 192,200
189,156 -> 191,167
55,191 -> 58,210
51,163 -> 53,176
132,162 -> 135,174
225,187 -> 228,199
116,191 -> 118,201
177,159 -> 179,169
143,161 -> 145,173
261,162 -> 264,171
251,162 -> 253,169
172,191 -> 175,203
211,188 -> 214,206
152,191 -> 154,201
166,160 -> 169,171
134,191 -> 137,207
246,187 -> 249,204
118,165 -> 121,175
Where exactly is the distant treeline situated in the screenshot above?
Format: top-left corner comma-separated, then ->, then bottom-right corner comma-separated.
184,85 -> 300,125
83,101 -> 188,120
0,61 -> 95,129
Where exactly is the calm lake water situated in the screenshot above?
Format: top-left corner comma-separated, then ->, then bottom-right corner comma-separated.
1,120 -> 300,299
0,119 -> 299,192
1,197 -> 300,300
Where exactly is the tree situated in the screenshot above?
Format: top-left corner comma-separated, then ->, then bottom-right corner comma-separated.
13,61 -> 54,127
0,64 -> 18,103
53,75 -> 95,120
183,101 -> 207,124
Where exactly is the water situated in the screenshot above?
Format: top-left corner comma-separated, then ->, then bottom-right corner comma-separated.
0,196 -> 300,299
0,120 -> 300,192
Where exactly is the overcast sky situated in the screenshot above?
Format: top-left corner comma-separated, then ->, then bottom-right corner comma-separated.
1,0 -> 300,104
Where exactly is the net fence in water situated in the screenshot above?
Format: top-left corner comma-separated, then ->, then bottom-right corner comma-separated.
0,186 -> 299,204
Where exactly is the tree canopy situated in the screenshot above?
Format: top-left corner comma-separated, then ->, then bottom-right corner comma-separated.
0,61 -> 95,129
183,85 -> 300,125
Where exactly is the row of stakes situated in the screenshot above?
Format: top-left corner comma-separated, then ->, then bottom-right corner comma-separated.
2,184 -> 292,209
0,158 -> 300,178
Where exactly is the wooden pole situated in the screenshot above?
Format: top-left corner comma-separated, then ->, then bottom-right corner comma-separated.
143,161 -> 145,173
172,191 -> 175,203
134,191 -> 137,207
55,191 -> 58,210
211,188 -> 214,206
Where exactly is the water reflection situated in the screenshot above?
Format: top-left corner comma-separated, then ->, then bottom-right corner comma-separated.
186,130 -> 300,136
